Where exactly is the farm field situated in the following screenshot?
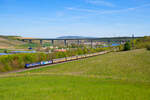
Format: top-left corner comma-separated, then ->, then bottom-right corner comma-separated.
0,49 -> 150,100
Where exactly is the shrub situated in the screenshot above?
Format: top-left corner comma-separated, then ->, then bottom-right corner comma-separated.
146,45 -> 150,50
134,36 -> 150,49
124,42 -> 131,51
0,53 -> 51,72
0,47 -> 109,72
77,48 -> 84,55
118,45 -> 124,51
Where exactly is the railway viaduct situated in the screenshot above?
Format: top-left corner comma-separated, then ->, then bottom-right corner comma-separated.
22,36 -> 141,48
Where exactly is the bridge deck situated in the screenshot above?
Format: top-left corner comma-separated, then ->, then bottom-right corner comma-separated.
22,37 -> 141,41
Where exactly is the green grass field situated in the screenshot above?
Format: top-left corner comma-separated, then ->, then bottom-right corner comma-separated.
0,49 -> 150,100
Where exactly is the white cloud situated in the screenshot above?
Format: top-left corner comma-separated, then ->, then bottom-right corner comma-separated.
67,3 -> 150,14
85,0 -> 115,7
67,7 -> 98,13
67,7 -> 134,14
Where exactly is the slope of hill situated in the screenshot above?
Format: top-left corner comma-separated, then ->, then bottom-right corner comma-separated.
0,35 -> 26,49
0,49 -> 150,100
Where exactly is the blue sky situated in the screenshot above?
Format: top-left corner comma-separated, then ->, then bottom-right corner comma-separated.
0,0 -> 150,38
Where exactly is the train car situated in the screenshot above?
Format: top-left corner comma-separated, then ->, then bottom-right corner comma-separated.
97,52 -> 101,55
89,54 -> 93,57
53,58 -> 66,63
25,51 -> 108,68
25,62 -> 41,68
77,55 -> 82,59
86,54 -> 90,57
71,56 -> 78,60
96,52 -> 99,55
84,55 -> 87,58
88,54 -> 92,57
93,53 -> 98,56
99,52 -> 104,54
98,51 -> 107,55
66,57 -> 73,61
85,54 -> 89,58
89,54 -> 92,57
81,55 -> 86,58
40,60 -> 53,65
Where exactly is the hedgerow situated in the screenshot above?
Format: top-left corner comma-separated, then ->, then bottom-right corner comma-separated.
146,45 -> 150,50
134,36 -> 150,49
0,47 -> 110,72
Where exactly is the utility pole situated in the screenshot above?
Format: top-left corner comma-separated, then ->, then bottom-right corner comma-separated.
132,34 -> 134,48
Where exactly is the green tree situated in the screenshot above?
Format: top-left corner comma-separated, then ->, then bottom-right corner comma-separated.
146,45 -> 150,50
4,49 -> 8,53
124,42 -> 131,51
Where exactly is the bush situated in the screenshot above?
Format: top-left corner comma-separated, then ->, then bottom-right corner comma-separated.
0,47 -> 109,73
0,53 -> 52,72
118,45 -> 124,51
124,42 -> 131,51
146,45 -> 150,50
134,36 -> 150,49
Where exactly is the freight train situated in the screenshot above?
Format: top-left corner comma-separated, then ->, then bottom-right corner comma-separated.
25,51 -> 108,68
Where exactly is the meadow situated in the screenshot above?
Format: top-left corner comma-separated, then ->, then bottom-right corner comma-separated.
0,49 -> 150,100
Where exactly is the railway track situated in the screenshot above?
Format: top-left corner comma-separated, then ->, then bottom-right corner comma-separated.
0,51 -> 109,75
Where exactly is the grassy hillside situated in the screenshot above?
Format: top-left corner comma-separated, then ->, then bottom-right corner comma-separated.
0,49 -> 150,100
0,36 -> 25,49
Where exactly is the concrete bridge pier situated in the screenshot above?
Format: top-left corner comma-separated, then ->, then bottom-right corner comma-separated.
29,40 -> 32,43
64,40 -> 67,47
51,40 -> 54,46
40,40 -> 43,45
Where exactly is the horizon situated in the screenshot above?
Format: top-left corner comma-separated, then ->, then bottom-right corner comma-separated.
0,0 -> 150,38
0,34 -> 145,39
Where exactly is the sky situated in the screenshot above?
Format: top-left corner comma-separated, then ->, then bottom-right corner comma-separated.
0,0 -> 150,38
